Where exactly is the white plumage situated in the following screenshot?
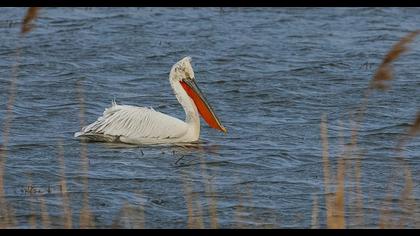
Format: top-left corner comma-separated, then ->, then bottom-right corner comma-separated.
75,102 -> 191,144
74,57 -> 226,145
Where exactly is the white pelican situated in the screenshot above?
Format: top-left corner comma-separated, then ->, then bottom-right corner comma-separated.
74,57 -> 227,144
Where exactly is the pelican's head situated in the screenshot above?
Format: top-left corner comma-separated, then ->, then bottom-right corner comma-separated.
170,56 -> 195,81
170,56 -> 227,133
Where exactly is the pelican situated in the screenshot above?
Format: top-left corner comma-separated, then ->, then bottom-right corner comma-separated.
74,57 -> 227,144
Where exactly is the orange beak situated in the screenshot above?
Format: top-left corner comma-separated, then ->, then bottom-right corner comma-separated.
180,79 -> 227,133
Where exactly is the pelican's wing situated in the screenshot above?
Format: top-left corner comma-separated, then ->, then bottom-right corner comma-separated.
75,102 -> 189,142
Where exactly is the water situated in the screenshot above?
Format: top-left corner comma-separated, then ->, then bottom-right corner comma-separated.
0,7 -> 419,228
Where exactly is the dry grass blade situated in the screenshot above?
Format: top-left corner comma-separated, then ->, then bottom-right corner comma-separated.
193,196 -> 204,229
320,115 -> 335,228
398,163 -> 414,228
320,114 -> 331,193
117,202 -> 136,228
26,175 -> 37,229
199,156 -> 219,229
233,182 -> 258,228
383,30 -> 420,64
371,30 -> 420,90
75,81 -> 95,228
397,111 -> 420,150
112,191 -> 146,228
379,189 -> 394,228
58,141 -> 72,228
320,114 -> 347,228
40,196 -> 51,228
234,193 -> 245,228
372,66 -> 393,90
0,48 -> 22,199
134,190 -> 145,228
332,158 -> 346,229
179,167 -> 203,229
347,115 -> 365,227
29,198 -> 37,229
111,202 -> 132,228
21,7 -> 40,35
0,9 -> 42,228
353,156 -> 364,227
407,112 -> 420,137
182,180 -> 196,228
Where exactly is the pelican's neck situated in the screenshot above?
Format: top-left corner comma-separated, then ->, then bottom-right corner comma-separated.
169,76 -> 200,136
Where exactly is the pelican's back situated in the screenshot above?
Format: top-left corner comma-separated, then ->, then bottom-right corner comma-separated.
75,102 -> 189,144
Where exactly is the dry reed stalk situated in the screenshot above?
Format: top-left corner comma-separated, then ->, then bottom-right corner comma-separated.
397,112 -> 420,150
378,152 -> 415,229
79,207 -> 94,229
354,31 -> 420,152
199,156 -> 219,229
397,162 -> 414,228
26,174 -> 37,229
179,167 -> 203,229
206,182 -> 218,228
75,81 -> 94,228
338,119 -> 363,227
321,114 -> 331,193
183,181 -> 196,228
21,7 -> 39,35
353,156 -> 364,227
352,30 -> 420,146
111,202 -> 129,228
0,44 -> 21,204
0,177 -> 16,228
338,120 -> 362,228
331,158 -> 346,229
320,115 -> 331,193
390,147 -> 416,228
232,181 -> 256,228
5,200 -> 16,228
321,115 -> 347,228
133,190 -> 145,228
121,202 -> 135,228
393,111 -> 419,227
318,30 -> 420,230
366,31 -> 420,227
0,8 -> 42,228
0,47 -> 21,225
320,115 -> 335,227
0,195 -> 16,228
407,112 -> 420,137
311,195 -> 319,229
378,188 -> 394,229
348,115 -> 364,227
58,141 -> 72,228
193,195 -> 205,229
39,196 -> 51,228
111,202 -> 127,228
28,198 -> 37,229
1,9 -> 39,149
243,183 -> 259,228
114,191 -> 146,228
371,30 -> 420,90
234,193 -> 245,228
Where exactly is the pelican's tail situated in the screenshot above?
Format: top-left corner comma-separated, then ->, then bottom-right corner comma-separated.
74,99 -> 121,142
74,130 -> 119,142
